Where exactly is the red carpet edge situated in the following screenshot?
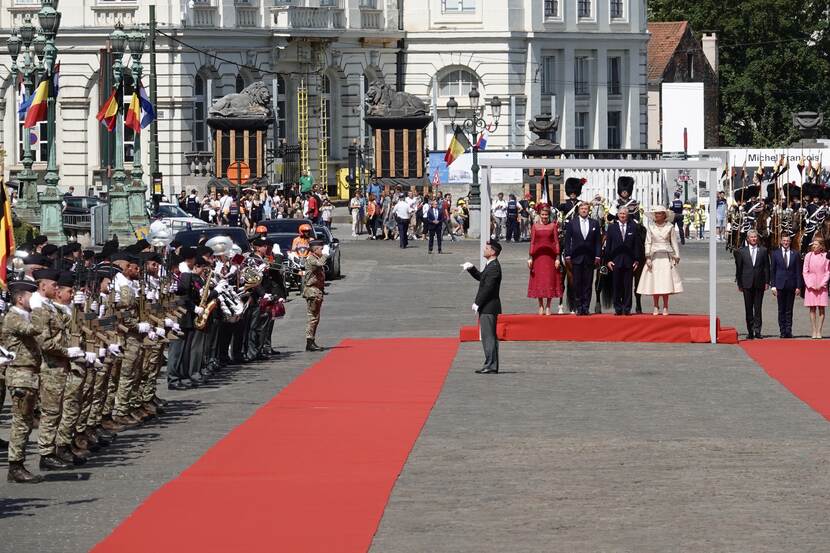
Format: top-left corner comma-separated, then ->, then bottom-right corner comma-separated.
92,337 -> 460,553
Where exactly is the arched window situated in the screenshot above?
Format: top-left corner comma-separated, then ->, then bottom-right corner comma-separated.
438,68 -> 477,97
235,74 -> 245,93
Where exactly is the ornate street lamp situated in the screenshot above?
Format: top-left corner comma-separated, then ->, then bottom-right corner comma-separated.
446,87 -> 502,211
37,0 -> 66,243
125,27 -> 149,229
106,21 -> 135,242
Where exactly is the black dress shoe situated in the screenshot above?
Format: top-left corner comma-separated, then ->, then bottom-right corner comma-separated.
746,332 -> 755,340
614,312 -> 623,316
474,368 -> 499,374
755,334 -> 764,340
39,455 -> 71,471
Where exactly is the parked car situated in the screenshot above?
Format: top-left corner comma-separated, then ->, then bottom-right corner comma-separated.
314,225 -> 341,279
173,226 -> 251,253
150,202 -> 212,232
257,218 -> 317,257
62,196 -> 101,215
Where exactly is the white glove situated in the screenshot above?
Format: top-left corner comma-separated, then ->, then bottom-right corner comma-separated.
277,297 -> 285,304
67,346 -> 84,359
173,323 -> 182,333
215,281 -> 228,293
137,322 -> 152,334
0,356 -> 10,366
194,306 -> 204,315
165,318 -> 175,328
98,347 -> 107,358
462,262 -> 474,271
263,294 -> 273,301
472,303 -> 479,312
90,301 -> 100,313
155,326 -> 165,336
84,352 -> 97,364
108,344 -> 122,355
322,245 -> 331,257
0,346 -> 15,360
73,291 -> 87,305
272,243 -> 282,255
148,331 -> 158,341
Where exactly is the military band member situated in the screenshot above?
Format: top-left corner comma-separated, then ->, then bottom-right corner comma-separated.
303,240 -> 329,352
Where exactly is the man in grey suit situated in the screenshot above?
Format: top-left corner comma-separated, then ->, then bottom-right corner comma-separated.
735,229 -> 770,339
463,240 -> 503,374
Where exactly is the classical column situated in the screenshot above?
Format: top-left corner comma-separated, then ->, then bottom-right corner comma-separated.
594,47 -> 608,149
561,46 -> 575,149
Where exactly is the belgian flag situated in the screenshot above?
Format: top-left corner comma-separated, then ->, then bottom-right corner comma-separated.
22,79 -> 49,129
96,83 -> 121,132
444,126 -> 471,166
0,182 -> 15,287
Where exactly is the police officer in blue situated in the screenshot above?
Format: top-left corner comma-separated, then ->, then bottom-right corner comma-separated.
670,192 -> 685,245
505,194 -> 521,242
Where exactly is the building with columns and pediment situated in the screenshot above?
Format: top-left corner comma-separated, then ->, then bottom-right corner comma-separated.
0,0 -> 650,197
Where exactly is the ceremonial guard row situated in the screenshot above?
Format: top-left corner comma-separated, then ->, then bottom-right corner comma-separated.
0,229 -> 330,483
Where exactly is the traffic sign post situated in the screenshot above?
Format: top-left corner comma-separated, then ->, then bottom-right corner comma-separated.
226,161 -> 251,198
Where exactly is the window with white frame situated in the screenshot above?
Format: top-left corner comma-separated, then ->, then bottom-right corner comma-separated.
541,56 -> 556,95
575,111 -> 588,148
18,121 -> 47,163
359,0 -> 378,7
608,56 -> 621,95
574,56 -> 589,96
439,68 -> 476,97
442,0 -> 475,13
578,0 -> 591,18
543,0 -> 558,18
610,0 -> 624,19
607,111 -> 621,149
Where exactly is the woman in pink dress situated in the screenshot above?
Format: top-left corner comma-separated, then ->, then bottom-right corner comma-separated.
802,239 -> 830,339
527,205 -> 563,315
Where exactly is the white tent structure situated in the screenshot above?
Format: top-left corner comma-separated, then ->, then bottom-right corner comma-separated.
478,158 -> 724,344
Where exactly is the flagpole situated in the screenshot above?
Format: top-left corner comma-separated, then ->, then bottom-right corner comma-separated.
127,28 -> 149,230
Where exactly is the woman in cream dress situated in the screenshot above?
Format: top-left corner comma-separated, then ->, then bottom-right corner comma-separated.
637,205 -> 684,315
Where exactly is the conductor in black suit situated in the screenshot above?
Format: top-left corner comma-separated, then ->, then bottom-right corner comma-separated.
463,240 -> 502,374
735,229 -> 770,339
602,206 -> 642,315
564,202 -> 602,315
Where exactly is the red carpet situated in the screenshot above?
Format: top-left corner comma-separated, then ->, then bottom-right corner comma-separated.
92,338 -> 459,553
459,314 -> 738,344
742,340 -> 830,420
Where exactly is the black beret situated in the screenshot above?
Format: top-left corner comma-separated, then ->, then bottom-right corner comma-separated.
82,249 -> 95,260
65,242 -> 81,253
42,244 -> 58,256
141,252 -> 163,264
179,246 -> 197,260
23,254 -> 49,266
57,271 -> 76,288
196,245 -> 213,258
123,239 -> 150,253
32,235 -> 48,246
250,237 -> 268,247
110,252 -> 140,265
33,268 -> 60,282
194,257 -> 212,267
8,280 -> 37,294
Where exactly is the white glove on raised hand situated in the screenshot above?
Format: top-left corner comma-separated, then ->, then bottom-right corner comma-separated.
194,306 -> 205,315
322,245 -> 331,257
155,326 -> 165,336
461,262 -> 475,271
472,303 -> 479,312
277,297 -> 285,304
137,322 -> 152,334
67,346 -> 84,359
73,291 -> 87,305
84,352 -> 97,364
98,347 -> 107,358
172,323 -> 182,333
165,318 -> 175,328
108,344 -> 122,355
148,331 -> 158,341
272,243 -> 282,256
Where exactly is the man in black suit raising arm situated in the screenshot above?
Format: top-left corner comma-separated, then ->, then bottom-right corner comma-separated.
735,229 -> 770,339
564,202 -> 602,315
462,240 -> 503,374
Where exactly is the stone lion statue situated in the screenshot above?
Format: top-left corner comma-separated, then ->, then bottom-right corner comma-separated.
209,81 -> 273,119
365,80 -> 428,118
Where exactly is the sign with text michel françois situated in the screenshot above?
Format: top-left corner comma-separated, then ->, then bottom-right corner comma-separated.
727,148 -> 825,184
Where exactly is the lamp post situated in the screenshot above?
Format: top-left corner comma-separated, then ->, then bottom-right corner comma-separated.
7,16 -> 39,223
106,22 -> 135,243
37,0 -> 66,244
126,27 -> 149,229
447,88 -> 501,236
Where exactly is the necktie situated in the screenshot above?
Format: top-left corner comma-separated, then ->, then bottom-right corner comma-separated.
784,249 -> 789,267
751,247 -> 756,265
621,223 -> 626,236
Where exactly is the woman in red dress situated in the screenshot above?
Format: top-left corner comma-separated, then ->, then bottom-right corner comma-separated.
527,204 -> 563,315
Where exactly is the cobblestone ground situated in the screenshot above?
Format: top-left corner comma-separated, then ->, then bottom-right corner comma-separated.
0,227 -> 825,552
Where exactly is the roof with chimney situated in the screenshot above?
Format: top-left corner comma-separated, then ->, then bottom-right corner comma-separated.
647,21 -> 690,81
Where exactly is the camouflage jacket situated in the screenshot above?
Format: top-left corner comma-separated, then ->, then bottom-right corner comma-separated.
1,307 -> 42,388
302,254 -> 328,299
31,295 -> 71,370
115,273 -> 140,333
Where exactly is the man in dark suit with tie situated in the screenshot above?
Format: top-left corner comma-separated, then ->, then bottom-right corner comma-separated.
735,229 -> 770,339
564,202 -> 602,315
426,198 -> 445,254
602,207 -> 642,315
769,234 -> 802,338
463,240 -> 502,374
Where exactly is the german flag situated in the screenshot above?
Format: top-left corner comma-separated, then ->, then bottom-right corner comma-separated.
97,84 -> 121,132
23,79 -> 49,129
124,88 -> 141,133
0,182 -> 15,287
444,126 -> 471,166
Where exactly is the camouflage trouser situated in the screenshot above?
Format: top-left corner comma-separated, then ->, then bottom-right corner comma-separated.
56,367 -> 85,448
103,358 -> 121,416
114,335 -> 144,417
37,365 -> 67,457
0,371 -> 5,419
305,297 -> 323,339
139,342 -> 163,405
8,387 -> 37,463
85,361 -> 113,429
75,367 -> 97,434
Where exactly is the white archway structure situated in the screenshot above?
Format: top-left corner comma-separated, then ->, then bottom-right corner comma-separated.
478,158 -> 724,344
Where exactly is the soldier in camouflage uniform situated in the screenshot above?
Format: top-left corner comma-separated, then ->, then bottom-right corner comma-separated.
2,280 -> 45,483
302,240 -> 329,352
138,252 -> 167,417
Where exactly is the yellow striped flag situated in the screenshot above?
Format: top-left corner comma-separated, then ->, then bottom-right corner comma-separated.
0,182 -> 15,287
444,126 -> 471,166
23,79 -> 49,129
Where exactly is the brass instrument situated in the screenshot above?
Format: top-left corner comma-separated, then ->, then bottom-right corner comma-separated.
194,268 -> 217,330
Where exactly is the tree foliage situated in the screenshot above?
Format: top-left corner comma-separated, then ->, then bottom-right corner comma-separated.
649,0 -> 830,147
